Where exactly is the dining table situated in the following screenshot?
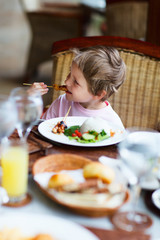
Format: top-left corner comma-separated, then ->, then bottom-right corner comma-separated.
2,125 -> 160,240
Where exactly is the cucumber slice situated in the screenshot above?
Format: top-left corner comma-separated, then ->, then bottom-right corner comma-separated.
82,133 -> 95,140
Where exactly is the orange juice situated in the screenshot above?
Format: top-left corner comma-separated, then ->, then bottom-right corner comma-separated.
1,144 -> 28,198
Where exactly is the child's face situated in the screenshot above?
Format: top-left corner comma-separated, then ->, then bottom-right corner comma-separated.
65,62 -> 94,104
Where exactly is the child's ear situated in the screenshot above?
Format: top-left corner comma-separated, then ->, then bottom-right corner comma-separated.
94,90 -> 106,100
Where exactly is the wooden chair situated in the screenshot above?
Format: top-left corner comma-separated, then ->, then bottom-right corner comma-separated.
19,0 -> 84,80
51,36 -> 160,130
105,0 -> 160,46
104,0 -> 149,40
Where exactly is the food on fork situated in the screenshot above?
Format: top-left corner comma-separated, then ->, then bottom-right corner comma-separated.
23,83 -> 68,92
53,84 -> 67,92
83,162 -> 115,184
48,173 -> 74,189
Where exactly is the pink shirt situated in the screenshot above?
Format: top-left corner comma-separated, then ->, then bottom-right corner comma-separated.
42,94 -> 124,128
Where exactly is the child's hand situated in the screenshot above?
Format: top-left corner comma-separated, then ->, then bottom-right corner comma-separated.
31,82 -> 49,96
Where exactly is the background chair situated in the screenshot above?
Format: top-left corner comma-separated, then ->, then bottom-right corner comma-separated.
51,36 -> 160,130
104,0 -> 160,46
105,0 -> 148,40
19,0 -> 84,81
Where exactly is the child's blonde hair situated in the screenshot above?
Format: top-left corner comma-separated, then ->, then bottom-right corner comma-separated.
72,46 -> 126,101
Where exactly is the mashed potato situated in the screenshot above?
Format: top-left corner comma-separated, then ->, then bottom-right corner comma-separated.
80,117 -> 111,136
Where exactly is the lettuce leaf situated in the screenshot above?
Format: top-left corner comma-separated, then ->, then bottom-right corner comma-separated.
68,131 -> 110,143
64,125 -> 80,136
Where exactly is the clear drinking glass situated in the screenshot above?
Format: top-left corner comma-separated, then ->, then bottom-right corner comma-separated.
0,95 -> 17,143
0,95 -> 17,206
111,128 -> 159,232
1,139 -> 29,203
10,87 -> 43,140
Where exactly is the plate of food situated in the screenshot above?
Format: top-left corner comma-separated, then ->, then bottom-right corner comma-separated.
0,212 -> 99,240
32,153 -> 129,217
38,116 -> 126,147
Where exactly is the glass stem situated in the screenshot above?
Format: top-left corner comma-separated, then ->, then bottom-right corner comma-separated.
24,126 -> 32,139
17,128 -> 23,138
128,183 -> 141,220
17,127 -> 32,139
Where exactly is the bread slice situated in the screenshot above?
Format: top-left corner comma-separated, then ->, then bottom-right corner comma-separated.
83,162 -> 115,184
48,173 -> 74,189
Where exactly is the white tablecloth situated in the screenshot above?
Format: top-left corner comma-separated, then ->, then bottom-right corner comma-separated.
1,176 -> 160,240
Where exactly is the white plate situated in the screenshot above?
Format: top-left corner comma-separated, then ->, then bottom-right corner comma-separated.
0,212 -> 99,240
152,189 -> 160,210
38,117 -> 126,147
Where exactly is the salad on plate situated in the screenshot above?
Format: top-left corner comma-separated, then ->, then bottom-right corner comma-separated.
54,117 -> 115,144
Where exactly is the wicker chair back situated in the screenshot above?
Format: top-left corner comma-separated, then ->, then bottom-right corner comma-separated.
51,36 -> 160,130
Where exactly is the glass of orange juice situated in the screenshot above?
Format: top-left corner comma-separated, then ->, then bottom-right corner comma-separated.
1,139 -> 28,203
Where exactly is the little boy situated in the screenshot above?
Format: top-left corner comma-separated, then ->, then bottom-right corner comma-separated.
32,46 -> 126,128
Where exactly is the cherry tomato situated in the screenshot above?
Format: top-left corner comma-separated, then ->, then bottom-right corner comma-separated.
72,133 -> 77,137
75,130 -> 82,137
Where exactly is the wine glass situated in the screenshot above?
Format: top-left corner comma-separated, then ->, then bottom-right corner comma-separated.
0,94 -> 17,145
10,87 -> 43,140
111,128 -> 159,232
